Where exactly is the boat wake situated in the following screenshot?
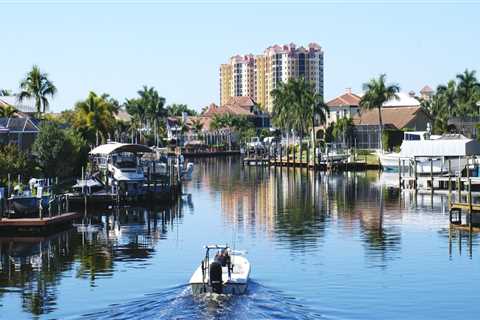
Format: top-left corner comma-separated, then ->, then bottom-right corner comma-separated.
78,280 -> 322,320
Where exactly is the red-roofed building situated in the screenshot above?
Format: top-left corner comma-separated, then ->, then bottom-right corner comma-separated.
201,96 -> 270,129
325,88 -> 362,126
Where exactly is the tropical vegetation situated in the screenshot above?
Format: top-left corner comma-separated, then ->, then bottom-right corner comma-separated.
420,69 -> 480,134
32,123 -> 88,178
0,89 -> 13,96
0,104 -> 17,117
73,91 -> 118,145
359,74 -> 400,151
0,144 -> 36,184
166,103 -> 197,116
18,65 -> 57,117
271,77 -> 328,144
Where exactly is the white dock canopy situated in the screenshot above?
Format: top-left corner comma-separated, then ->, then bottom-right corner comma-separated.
89,142 -> 153,155
400,134 -> 480,157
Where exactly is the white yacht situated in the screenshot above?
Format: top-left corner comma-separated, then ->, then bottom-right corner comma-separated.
379,132 -> 480,174
189,245 -> 251,295
89,142 -> 154,197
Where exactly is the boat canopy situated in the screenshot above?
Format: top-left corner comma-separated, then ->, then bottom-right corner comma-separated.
400,134 -> 480,157
89,142 -> 153,155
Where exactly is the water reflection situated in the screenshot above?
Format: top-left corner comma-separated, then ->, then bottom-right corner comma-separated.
193,158 -> 404,264
1,158 -> 479,319
0,204 -> 183,316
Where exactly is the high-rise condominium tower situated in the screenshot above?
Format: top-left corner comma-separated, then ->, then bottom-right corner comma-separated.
219,42 -> 324,111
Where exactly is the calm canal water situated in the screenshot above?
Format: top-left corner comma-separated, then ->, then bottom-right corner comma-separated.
1,157 -> 479,319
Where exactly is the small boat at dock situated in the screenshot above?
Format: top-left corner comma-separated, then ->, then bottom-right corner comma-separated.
7,178 -> 51,217
189,244 -> 251,295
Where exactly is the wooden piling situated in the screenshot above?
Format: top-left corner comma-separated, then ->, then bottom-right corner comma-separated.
469,177 -> 473,231
430,158 -> 434,193
293,145 -> 296,166
457,175 -> 461,203
398,158 -> 402,188
306,145 -> 310,168
448,159 -> 452,206
413,156 -> 418,191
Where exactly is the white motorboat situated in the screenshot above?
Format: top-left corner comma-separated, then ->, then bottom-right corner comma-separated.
89,142 -> 154,197
379,132 -> 478,174
189,244 -> 251,295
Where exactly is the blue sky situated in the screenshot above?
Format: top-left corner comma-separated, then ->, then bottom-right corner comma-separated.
0,1 -> 479,112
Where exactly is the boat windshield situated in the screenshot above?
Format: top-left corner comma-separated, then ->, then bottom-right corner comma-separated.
404,132 -> 428,141
115,160 -> 137,169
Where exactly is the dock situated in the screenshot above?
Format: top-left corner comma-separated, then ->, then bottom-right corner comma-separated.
242,155 -> 378,171
0,212 -> 81,234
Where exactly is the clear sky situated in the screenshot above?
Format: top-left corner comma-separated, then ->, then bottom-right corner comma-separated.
0,0 -> 479,112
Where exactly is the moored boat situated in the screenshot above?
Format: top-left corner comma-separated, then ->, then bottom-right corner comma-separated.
379,132 -> 479,174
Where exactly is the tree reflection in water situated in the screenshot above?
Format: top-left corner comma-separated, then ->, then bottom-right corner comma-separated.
197,158 -> 403,266
0,203 -> 183,316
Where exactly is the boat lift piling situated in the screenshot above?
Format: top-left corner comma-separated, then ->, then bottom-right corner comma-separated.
430,158 -> 434,196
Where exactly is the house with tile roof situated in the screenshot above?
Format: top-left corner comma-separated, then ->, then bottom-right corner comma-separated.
326,89 -> 431,149
201,96 -> 270,129
352,105 -> 432,149
325,88 -> 362,126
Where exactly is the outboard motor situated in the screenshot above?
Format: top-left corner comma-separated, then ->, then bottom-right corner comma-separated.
209,261 -> 223,294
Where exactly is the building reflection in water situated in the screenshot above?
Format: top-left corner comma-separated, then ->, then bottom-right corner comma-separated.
0,203 -> 183,316
195,158 -> 475,268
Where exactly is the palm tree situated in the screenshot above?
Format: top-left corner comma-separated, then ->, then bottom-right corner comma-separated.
137,86 -> 166,125
456,69 -> 480,116
359,74 -> 400,151
0,104 -> 17,117
190,118 -> 204,134
167,103 -> 197,116
210,114 -> 228,131
74,92 -> 116,145
437,80 -> 458,117
18,65 -> 57,117
0,89 -> 12,96
271,77 -> 328,146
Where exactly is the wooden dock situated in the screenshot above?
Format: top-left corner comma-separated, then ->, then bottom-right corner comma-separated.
0,212 -> 81,233
242,156 -> 377,171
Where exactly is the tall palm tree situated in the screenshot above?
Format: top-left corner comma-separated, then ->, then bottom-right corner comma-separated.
137,86 -> 166,125
359,74 -> 400,151
74,92 -> 116,145
271,77 -> 328,145
18,65 -> 57,117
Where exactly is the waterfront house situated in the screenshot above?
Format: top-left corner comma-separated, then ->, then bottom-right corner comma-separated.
0,117 -> 41,150
166,115 -> 237,147
353,92 -> 432,149
202,96 -> 270,129
325,88 -> 361,126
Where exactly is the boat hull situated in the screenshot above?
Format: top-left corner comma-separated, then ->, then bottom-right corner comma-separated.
380,154 -> 466,175
189,252 -> 250,296
9,196 -> 49,216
